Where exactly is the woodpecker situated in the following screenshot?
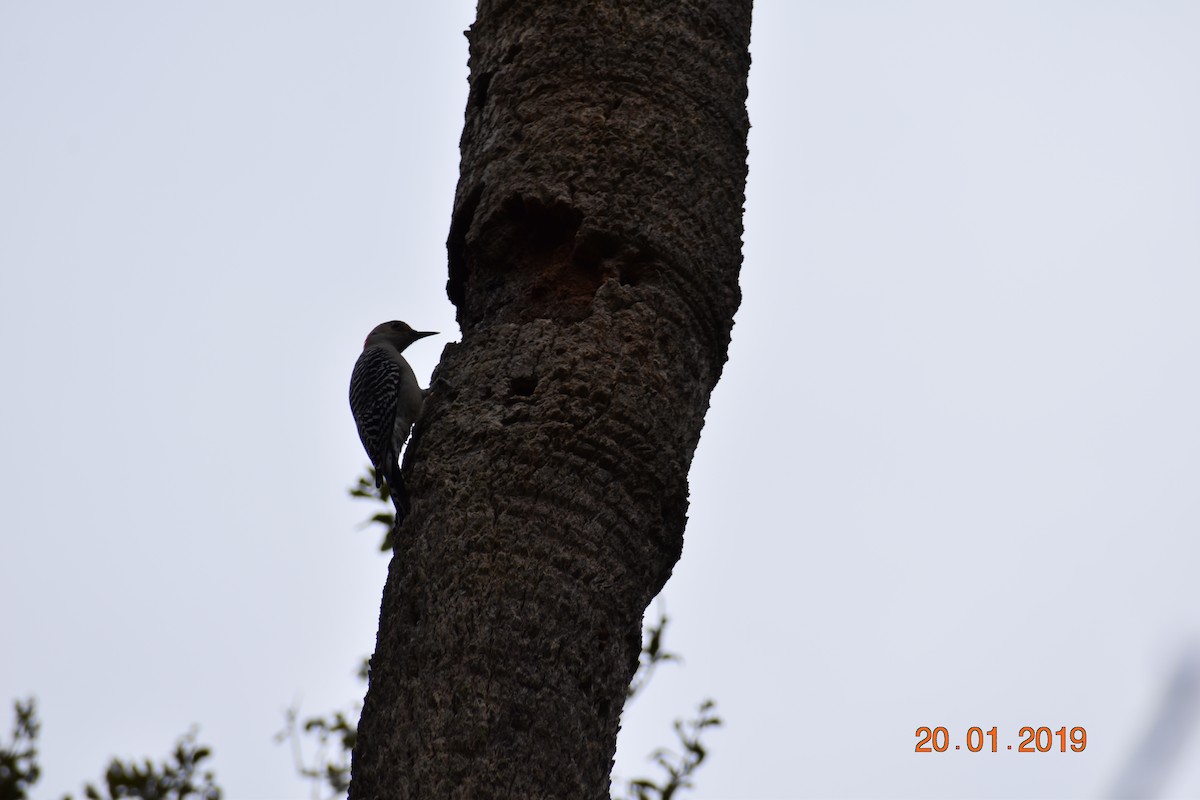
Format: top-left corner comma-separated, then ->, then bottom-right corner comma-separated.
349,321 -> 436,519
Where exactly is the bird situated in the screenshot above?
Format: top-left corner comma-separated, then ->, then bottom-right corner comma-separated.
349,320 -> 436,521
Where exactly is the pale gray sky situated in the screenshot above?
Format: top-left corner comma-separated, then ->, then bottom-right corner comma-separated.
3,2 -> 1200,798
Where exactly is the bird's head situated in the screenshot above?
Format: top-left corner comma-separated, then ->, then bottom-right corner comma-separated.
364,320 -> 437,352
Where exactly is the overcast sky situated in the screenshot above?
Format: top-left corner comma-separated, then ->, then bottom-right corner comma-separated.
4,2 -> 1200,798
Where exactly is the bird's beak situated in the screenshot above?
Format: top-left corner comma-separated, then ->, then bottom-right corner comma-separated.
416,331 -> 437,340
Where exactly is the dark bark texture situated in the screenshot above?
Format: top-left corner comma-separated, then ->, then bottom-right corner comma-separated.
350,1 -> 751,798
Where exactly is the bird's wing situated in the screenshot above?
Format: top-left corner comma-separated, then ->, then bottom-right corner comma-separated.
349,346 -> 402,481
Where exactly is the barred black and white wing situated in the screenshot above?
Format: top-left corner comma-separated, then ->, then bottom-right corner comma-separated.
349,346 -> 403,489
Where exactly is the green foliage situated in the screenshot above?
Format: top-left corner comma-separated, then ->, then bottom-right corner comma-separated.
274,660 -> 365,800
627,610 -> 680,699
65,728 -> 221,800
622,700 -> 722,800
614,610 -> 721,800
0,698 -> 40,800
349,468 -> 395,551
276,705 -> 355,800
1,700 -> 219,800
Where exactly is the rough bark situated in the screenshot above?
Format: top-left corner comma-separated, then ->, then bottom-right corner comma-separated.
350,2 -> 752,798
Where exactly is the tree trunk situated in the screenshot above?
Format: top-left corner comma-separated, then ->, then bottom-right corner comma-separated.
350,1 -> 752,797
